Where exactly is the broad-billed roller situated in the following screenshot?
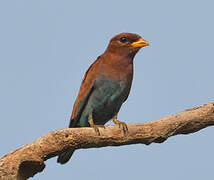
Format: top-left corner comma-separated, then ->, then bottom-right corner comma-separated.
57,33 -> 149,164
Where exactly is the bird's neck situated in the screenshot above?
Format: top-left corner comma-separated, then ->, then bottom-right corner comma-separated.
97,51 -> 134,84
100,52 -> 134,83
103,51 -> 135,67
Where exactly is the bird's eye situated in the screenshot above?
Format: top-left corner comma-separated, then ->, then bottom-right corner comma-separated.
119,37 -> 127,43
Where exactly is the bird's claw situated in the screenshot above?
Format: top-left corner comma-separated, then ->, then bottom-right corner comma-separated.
118,121 -> 128,135
91,125 -> 105,136
89,113 -> 105,135
113,116 -> 128,135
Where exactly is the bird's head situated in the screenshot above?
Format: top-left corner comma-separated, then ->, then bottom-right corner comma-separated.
105,33 -> 149,58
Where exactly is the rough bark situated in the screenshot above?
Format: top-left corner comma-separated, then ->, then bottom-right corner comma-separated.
0,102 -> 214,180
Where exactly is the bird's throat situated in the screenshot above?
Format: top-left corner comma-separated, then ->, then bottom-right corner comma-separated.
104,51 -> 135,67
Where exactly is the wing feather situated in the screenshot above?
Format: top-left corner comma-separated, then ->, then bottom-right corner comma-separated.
69,56 -> 101,127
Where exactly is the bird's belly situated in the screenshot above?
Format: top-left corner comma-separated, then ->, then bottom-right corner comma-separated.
93,98 -> 122,125
90,80 -> 129,125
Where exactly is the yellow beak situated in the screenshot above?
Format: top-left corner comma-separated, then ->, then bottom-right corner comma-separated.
131,38 -> 149,48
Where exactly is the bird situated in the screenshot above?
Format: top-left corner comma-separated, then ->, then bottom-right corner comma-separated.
57,32 -> 149,164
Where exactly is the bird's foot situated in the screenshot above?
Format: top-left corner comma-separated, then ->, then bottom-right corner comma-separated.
90,124 -> 105,136
113,115 -> 128,135
89,113 -> 105,136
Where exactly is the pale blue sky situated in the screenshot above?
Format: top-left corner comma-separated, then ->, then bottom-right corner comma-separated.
0,0 -> 214,179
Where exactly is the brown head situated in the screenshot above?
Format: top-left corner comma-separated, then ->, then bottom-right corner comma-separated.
105,32 -> 149,58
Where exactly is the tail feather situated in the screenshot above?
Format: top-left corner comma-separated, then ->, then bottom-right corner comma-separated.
57,118 -> 78,164
57,149 -> 75,164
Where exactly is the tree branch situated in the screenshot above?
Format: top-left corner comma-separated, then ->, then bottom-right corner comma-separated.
1,102 -> 214,180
